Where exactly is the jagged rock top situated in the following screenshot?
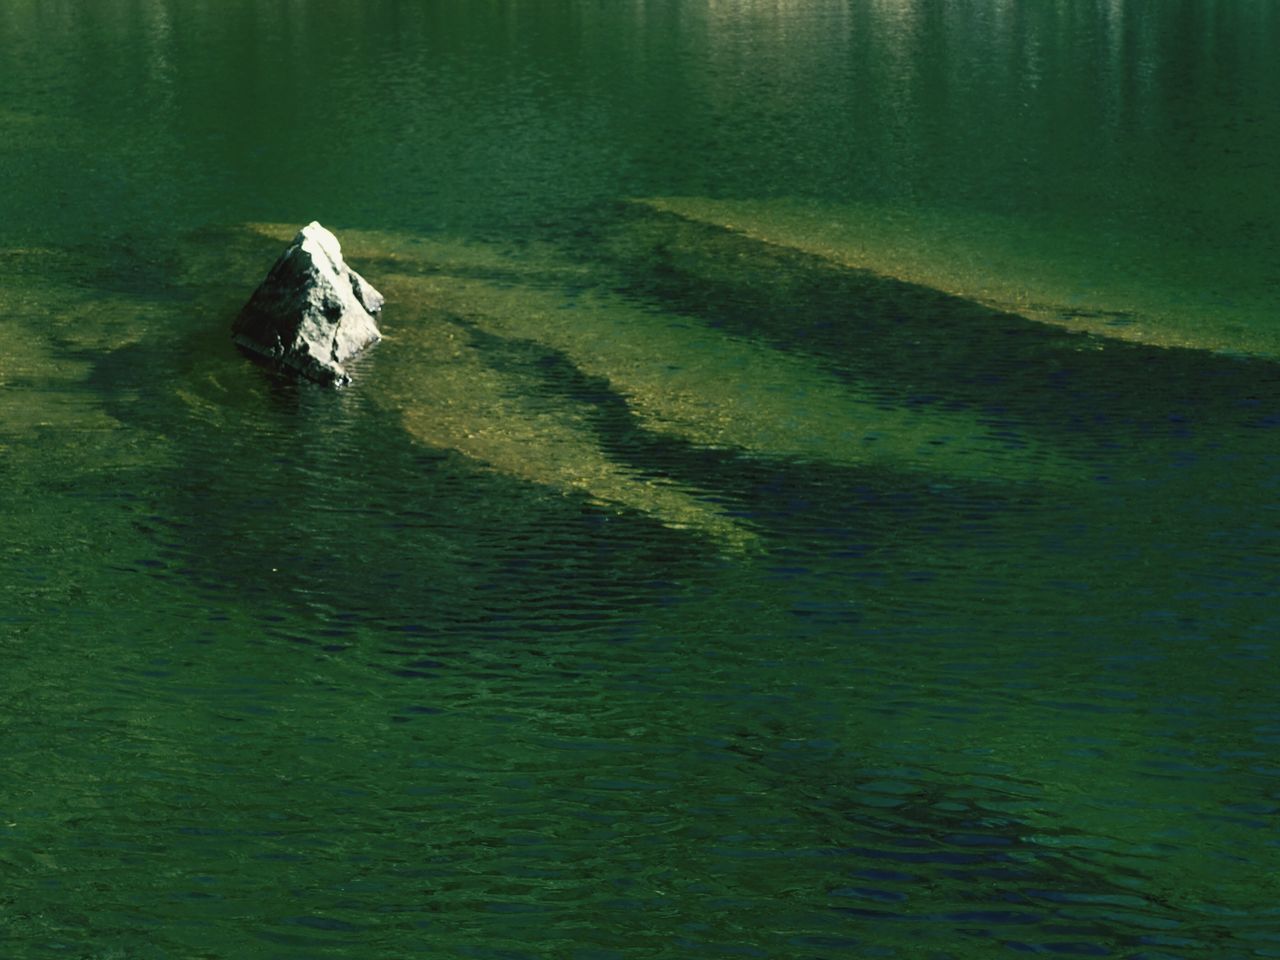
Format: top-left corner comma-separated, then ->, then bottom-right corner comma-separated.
232,221 -> 384,386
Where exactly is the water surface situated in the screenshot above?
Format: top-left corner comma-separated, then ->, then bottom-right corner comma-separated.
2,2 -> 1278,958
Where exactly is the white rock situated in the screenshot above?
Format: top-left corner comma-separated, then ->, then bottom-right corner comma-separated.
232,221 -> 383,386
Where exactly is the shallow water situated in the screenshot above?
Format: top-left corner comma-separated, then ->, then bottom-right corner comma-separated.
2,2 -> 1279,958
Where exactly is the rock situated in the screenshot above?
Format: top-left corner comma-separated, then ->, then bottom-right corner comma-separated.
232,221 -> 383,386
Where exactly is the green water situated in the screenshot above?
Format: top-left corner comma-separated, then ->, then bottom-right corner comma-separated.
3,2 -> 1279,957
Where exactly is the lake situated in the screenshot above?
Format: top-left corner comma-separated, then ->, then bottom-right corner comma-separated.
2,2 -> 1278,957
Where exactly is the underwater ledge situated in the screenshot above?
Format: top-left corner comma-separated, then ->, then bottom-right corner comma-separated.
633,196 -> 1280,360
